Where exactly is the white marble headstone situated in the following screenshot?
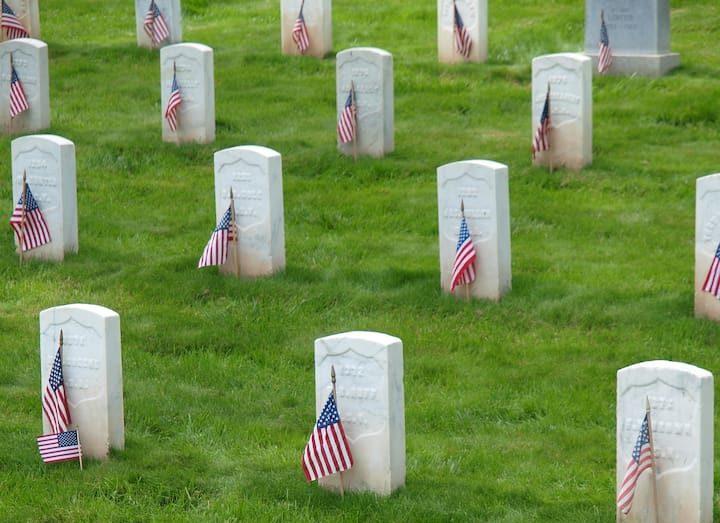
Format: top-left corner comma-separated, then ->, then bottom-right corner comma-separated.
584,0 -> 679,77
160,43 -> 215,144
694,173 -> 720,321
214,146 -> 285,278
336,47 -> 394,158
617,361 -> 713,523
135,0 -> 182,48
2,0 -> 41,39
40,304 -> 125,460
437,0 -> 487,63
0,38 -> 49,134
532,53 -> 592,171
437,160 -> 511,301
281,0 -> 332,58
11,135 -> 77,261
314,331 -> 405,495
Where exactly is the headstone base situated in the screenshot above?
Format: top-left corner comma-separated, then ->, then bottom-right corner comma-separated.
586,52 -> 680,77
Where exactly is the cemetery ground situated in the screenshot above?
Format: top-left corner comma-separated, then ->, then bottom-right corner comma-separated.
1,0 -> 720,521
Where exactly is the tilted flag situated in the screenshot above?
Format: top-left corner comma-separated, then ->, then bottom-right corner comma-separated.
198,205 -> 236,268
702,242 -> 720,298
36,430 -> 81,464
302,391 -> 354,482
9,62 -> 29,118
9,183 -> 51,252
143,0 -> 170,46
292,2 -> 310,54
165,67 -> 182,132
453,2 -> 472,60
532,86 -> 551,159
617,413 -> 654,515
450,212 -> 477,292
42,340 -> 71,434
1,0 -> 29,40
337,87 -> 356,144
598,12 -> 613,74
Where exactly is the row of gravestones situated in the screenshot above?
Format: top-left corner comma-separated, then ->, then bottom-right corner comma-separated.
10,135 -> 720,319
40,303 -> 713,520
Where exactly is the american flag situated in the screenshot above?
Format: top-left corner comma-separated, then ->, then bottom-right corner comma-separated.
702,242 -> 720,298
1,0 -> 28,40
453,2 -> 472,60
337,87 -> 356,144
42,342 -> 71,434
292,3 -> 310,54
143,0 -> 170,46
617,413 -> 654,515
36,430 -> 81,464
10,62 -> 29,118
532,86 -> 551,159
198,205 -> 235,268
165,68 -> 182,132
450,214 -> 477,292
302,391 -> 353,482
598,13 -> 613,74
9,183 -> 51,252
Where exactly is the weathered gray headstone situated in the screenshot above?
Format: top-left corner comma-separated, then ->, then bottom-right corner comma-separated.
160,43 -> 215,144
336,47 -> 394,158
214,146 -> 285,278
135,0 -> 182,48
695,173 -> 720,321
0,38 -> 49,134
584,0 -> 679,77
437,0 -> 487,63
532,53 -> 592,171
40,304 -> 125,460
2,0 -> 40,39
11,135 -> 77,261
437,160 -> 511,301
281,0 -> 332,58
617,361 -> 713,522
315,331 -> 405,495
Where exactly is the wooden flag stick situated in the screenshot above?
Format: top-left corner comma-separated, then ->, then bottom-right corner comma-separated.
331,365 -> 346,498
645,397 -> 660,523
350,81 -> 358,162
18,171 -> 27,265
76,427 -> 84,471
229,188 -> 241,277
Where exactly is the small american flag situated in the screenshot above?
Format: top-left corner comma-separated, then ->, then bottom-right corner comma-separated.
617,414 -> 654,514
198,205 -> 236,268
36,430 -> 81,464
453,2 -> 472,60
143,0 -> 170,46
702,242 -> 720,298
337,87 -> 356,144
42,342 -> 71,434
450,213 -> 477,292
532,86 -> 551,159
598,12 -> 613,74
165,68 -> 182,132
9,182 -> 51,252
302,391 -> 353,482
9,62 -> 29,118
292,2 -> 310,54
1,0 -> 28,40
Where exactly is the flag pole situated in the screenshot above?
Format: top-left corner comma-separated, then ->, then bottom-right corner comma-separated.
18,170 -> 27,265
229,187 -> 241,277
350,81 -> 358,162
645,397 -> 660,523
76,427 -> 84,471
331,365 -> 346,498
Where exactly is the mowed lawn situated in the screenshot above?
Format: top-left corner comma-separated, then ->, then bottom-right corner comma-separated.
2,0 -> 720,521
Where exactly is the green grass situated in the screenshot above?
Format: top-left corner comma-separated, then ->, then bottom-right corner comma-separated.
2,0 -> 720,520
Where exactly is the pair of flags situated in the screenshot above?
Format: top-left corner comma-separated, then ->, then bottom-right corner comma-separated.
1,0 -> 28,40
36,332 -> 83,466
